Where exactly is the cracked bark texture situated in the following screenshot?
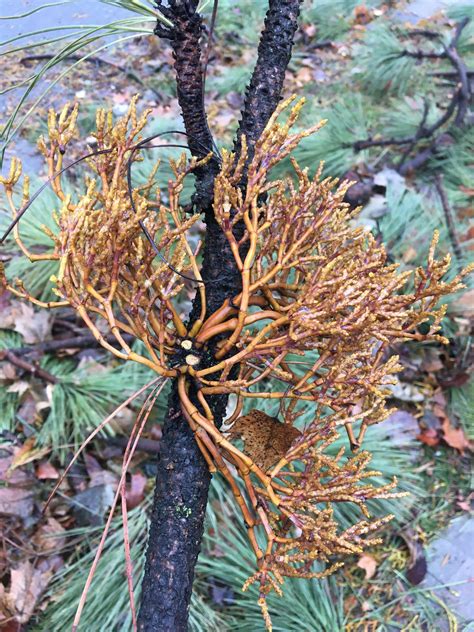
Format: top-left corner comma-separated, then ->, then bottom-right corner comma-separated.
235,0 -> 303,161
137,384 -> 212,632
154,0 -> 220,210
138,2 -> 303,630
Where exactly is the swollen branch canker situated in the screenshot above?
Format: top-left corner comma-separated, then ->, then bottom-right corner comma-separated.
1,96 -> 471,629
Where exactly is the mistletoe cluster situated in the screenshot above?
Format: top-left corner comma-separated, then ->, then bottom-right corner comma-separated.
1,97 -> 470,629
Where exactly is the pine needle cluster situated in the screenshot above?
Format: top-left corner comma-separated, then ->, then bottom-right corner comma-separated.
1,97 -> 470,629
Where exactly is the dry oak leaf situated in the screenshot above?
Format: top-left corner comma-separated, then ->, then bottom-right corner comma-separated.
1,560 -> 52,624
457,496 -> 473,512
9,437 -> 50,470
0,362 -> 16,380
441,417 -> 471,454
0,450 -> 35,520
433,403 -> 471,454
229,410 -> 301,472
32,517 -> 66,553
12,302 -> 52,344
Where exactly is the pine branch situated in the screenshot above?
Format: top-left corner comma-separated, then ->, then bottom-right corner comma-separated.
401,49 -> 443,60
154,0 -> 220,211
353,17 -> 472,174
429,69 -> 474,78
0,349 -> 58,383
138,387 -> 212,632
434,174 -> 464,272
397,98 -> 430,169
7,333 -> 135,357
138,2 -> 303,630
235,0 -> 303,162
19,53 -> 160,99
105,435 -> 161,454
443,17 -> 471,125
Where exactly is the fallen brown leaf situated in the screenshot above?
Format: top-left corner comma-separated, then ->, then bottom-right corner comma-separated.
0,363 -> 17,380
13,303 -> 52,344
357,553 -> 377,579
441,417 -> 471,454
438,371 -> 470,388
3,561 -> 52,624
0,451 -> 35,520
35,461 -> 60,480
6,380 -> 30,396
432,390 -> 447,407
126,472 -> 148,510
32,517 -> 66,553
0,614 -> 22,632
431,403 -> 471,454
9,438 -> 50,470
229,410 -> 301,472
0,485 -> 34,520
17,391 -> 41,426
417,428 -> 440,447
456,499 -> 472,512
295,67 -> 312,85
84,452 -> 118,487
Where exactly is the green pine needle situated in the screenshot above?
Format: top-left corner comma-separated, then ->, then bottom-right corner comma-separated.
37,353 -> 166,460
32,501 -> 229,632
356,25 -> 420,97
283,95 -> 371,177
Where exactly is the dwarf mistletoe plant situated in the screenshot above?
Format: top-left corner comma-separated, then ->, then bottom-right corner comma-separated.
1,96 -> 470,628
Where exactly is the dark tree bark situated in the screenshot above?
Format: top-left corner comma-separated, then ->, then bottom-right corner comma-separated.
153,0 -> 219,211
137,385 -> 212,632
235,0 -> 303,159
138,2 -> 303,630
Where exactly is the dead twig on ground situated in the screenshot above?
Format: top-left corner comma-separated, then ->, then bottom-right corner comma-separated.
20,54 -> 161,100
0,349 -> 58,383
352,18 -> 472,174
8,333 -> 135,357
434,174 -> 464,273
